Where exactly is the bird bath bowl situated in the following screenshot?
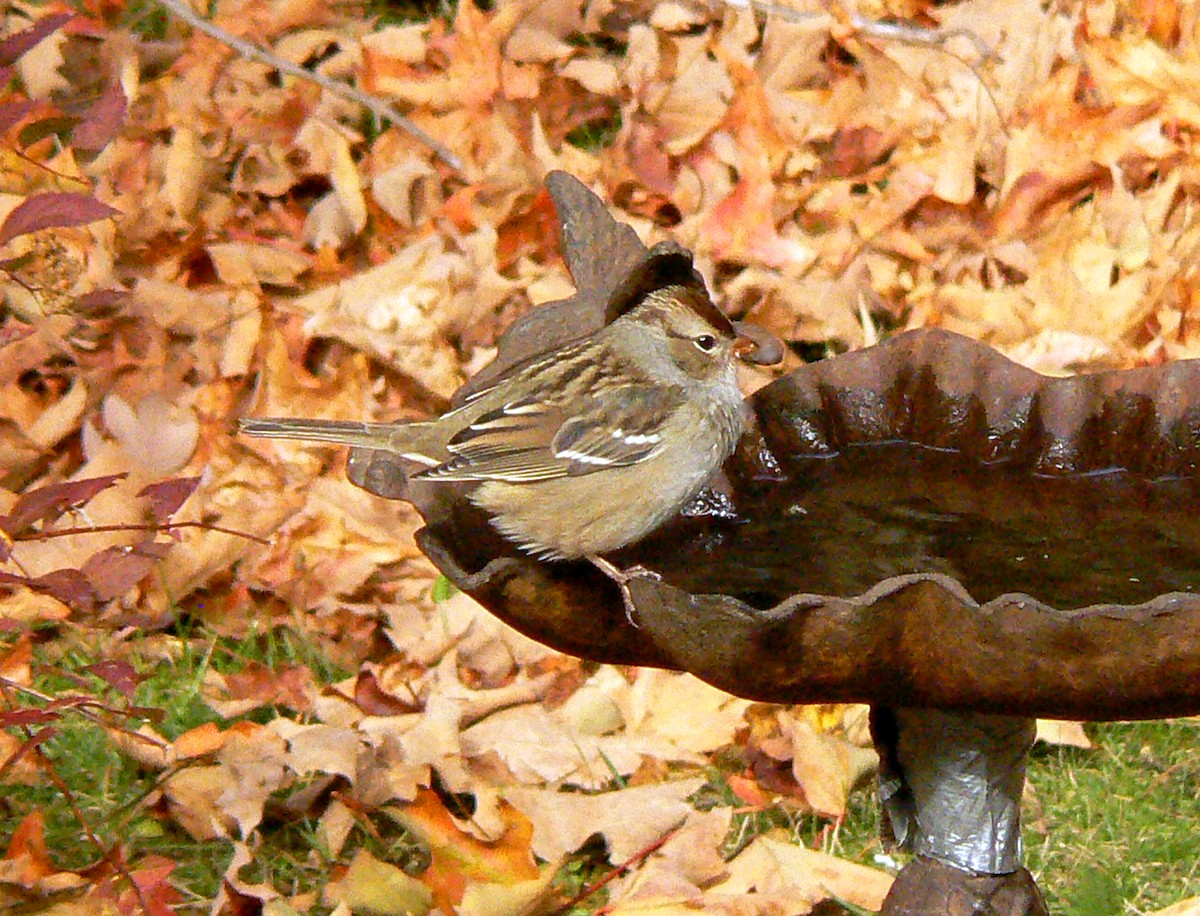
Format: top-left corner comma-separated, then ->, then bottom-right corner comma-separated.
345,173 -> 1200,914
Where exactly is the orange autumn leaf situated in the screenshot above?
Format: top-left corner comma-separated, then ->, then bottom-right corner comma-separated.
2,811 -> 53,886
386,787 -> 538,909
173,721 -> 227,759
0,634 -> 32,685
700,61 -> 813,270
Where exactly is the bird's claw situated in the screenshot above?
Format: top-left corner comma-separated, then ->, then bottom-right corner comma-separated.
587,557 -> 663,627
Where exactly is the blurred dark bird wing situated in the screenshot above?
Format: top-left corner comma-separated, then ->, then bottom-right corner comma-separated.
417,386 -> 680,482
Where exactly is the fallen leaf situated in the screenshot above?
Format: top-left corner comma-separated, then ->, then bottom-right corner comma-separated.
714,835 -> 893,911
0,811 -> 53,886
1036,719 -> 1095,750
99,393 -> 198,475
323,848 -> 433,915
503,779 -> 705,862
1152,897 -> 1200,916
0,193 -> 119,248
0,13 -> 73,68
386,787 -> 539,909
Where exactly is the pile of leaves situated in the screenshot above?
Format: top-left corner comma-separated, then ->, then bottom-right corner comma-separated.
3,0 -> 1200,912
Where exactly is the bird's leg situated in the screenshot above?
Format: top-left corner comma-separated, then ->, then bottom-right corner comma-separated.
587,555 -> 662,627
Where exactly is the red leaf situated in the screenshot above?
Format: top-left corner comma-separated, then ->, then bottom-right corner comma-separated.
354,669 -> 421,715
0,98 -> 35,135
1,474 -> 125,536
0,568 -> 97,612
73,288 -> 128,315
0,13 -> 72,68
0,708 -> 58,728
72,79 -> 127,152
89,855 -> 182,916
35,569 -> 97,611
84,660 -> 140,698
0,192 -> 120,248
138,478 -> 201,525
80,542 -> 170,601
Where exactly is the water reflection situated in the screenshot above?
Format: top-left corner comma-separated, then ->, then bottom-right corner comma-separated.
622,442 -> 1200,610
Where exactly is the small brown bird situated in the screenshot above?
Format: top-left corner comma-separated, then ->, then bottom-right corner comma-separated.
240,283 -> 759,610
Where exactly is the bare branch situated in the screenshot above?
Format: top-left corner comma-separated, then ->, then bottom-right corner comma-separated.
154,0 -> 464,173
719,0 -> 995,60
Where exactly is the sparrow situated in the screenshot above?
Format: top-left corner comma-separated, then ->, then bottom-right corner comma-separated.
240,283 -> 761,616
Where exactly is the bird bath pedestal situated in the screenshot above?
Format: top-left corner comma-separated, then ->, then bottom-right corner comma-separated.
346,174 -> 1200,913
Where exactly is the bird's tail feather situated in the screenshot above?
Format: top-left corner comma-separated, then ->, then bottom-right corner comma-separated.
237,418 -> 442,465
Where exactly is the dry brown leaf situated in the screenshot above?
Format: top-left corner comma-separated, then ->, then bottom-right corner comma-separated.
25,380 -> 87,449
295,118 -> 368,244
456,867 -> 557,916
781,711 -> 875,818
461,700 -> 698,789
622,669 -> 752,754
203,663 -> 318,718
0,634 -> 31,685
371,157 -> 438,228
503,778 -> 705,862
210,842 -> 282,914
269,720 -> 361,780
645,807 -> 733,887
1035,719 -> 1095,750
98,393 -> 199,475
0,730 -> 41,785
1152,897 -> 1200,916
715,835 -> 893,911
286,237 -> 469,397
105,723 -> 174,770
322,848 -> 433,915
163,126 -> 207,221
162,724 -> 288,840
206,241 -> 310,290
0,586 -> 71,624
1002,329 -> 1114,376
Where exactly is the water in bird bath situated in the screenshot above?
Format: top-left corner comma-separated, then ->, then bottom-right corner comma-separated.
622,441 -> 1200,610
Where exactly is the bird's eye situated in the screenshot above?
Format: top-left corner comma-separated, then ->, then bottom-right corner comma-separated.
694,334 -> 717,352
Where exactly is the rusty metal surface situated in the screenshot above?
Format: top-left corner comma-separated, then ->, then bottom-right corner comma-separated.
351,172 -> 1200,721
880,857 -> 1048,916
618,330 -> 1200,718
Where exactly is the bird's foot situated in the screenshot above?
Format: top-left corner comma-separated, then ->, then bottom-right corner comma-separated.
587,556 -> 662,627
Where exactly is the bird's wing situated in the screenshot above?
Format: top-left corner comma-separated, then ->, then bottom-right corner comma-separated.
551,388 -> 676,477
416,386 -> 680,482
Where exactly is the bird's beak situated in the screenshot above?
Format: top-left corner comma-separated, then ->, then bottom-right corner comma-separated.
732,322 -> 784,366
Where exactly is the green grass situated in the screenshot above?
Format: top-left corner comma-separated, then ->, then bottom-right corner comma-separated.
363,0 -> 458,28
6,624 -> 1200,913
1025,720 -> 1200,914
564,110 -> 622,152
1,626 -> 355,907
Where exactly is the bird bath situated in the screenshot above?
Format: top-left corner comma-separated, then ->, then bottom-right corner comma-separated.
346,173 -> 1200,914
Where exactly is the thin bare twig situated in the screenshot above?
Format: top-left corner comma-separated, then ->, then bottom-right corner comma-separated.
154,0 -> 464,173
719,1 -> 1006,134
551,824 -> 682,913
10,520 -> 272,546
721,0 -> 995,60
0,678 -> 154,914
0,678 -> 171,752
